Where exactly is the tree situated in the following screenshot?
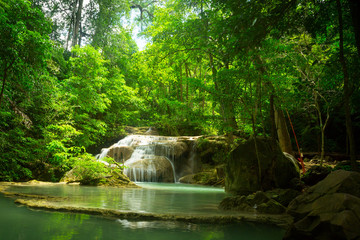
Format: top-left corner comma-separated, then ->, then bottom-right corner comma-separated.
0,0 -> 51,106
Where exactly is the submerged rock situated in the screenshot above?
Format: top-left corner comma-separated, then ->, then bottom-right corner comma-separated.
225,136 -> 300,195
179,168 -> 223,186
284,170 -> 360,240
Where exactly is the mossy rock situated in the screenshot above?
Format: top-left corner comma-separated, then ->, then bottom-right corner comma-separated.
219,190 -> 287,214
225,136 -> 300,195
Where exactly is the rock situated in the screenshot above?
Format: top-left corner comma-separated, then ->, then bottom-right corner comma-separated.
179,168 -> 224,186
284,170 -> 360,240
124,156 -> 175,182
219,190 -> 287,214
257,199 -> 286,214
107,146 -> 134,163
60,168 -> 79,183
61,166 -> 137,187
301,165 -> 332,186
219,195 -> 255,212
154,141 -> 188,158
179,174 -> 197,184
266,188 -> 301,207
225,136 -> 300,195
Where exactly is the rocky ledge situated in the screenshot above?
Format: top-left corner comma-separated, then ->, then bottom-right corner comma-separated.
284,170 -> 360,240
12,197 -> 292,227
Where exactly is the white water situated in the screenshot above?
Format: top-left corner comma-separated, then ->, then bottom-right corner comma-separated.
97,134 -> 198,183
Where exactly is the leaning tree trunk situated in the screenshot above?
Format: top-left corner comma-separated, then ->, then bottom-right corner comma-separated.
275,108 -> 293,155
337,0 -> 357,171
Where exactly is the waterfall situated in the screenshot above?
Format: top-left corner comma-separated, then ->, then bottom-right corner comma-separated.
97,134 -> 197,183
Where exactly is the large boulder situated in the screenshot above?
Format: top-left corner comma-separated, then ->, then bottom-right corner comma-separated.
225,137 -> 300,195
61,166 -> 137,187
124,156 -> 175,182
284,170 -> 360,240
106,146 -> 134,163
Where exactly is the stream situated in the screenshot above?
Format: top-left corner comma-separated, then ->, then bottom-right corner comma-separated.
0,183 -> 285,240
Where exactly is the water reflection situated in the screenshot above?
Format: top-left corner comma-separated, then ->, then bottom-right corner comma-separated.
0,194 -> 285,240
5,183 -> 227,215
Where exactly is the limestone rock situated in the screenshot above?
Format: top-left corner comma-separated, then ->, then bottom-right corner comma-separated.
179,174 -> 197,184
107,146 -> 134,163
154,141 -> 188,158
225,136 -> 300,195
284,170 -> 360,240
124,156 -> 175,182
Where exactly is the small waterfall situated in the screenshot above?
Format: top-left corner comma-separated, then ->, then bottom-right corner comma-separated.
97,134 -> 187,183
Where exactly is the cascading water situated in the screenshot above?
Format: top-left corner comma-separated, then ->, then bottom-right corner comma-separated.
97,134 -> 198,183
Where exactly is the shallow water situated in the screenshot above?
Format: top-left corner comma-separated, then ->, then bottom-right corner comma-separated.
1,183 -> 285,239
4,183 -> 227,215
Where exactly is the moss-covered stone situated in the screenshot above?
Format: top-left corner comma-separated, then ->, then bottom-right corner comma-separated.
225,136 -> 300,195
61,167 -> 138,187
219,190 -> 288,214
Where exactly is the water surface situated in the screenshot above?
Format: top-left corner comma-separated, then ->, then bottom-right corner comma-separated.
5,183 -> 226,215
1,183 -> 285,239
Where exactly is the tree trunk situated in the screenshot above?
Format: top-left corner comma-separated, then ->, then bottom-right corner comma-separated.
337,0 -> 357,171
270,94 -> 277,141
72,0 -> 83,48
275,108 -> 293,154
315,94 -> 329,166
179,64 -> 183,102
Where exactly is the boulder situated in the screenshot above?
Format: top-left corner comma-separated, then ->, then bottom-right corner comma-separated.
179,174 -> 197,184
124,156 -> 175,182
107,146 -> 134,163
225,136 -> 300,195
179,170 -> 222,186
284,170 -> 360,240
61,166 -> 136,187
219,190 -> 288,214
154,141 -> 188,158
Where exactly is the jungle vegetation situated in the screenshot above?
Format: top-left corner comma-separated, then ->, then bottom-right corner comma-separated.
0,0 -> 359,181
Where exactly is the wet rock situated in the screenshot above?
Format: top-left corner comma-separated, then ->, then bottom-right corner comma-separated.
179,174 -> 197,184
106,146 -> 134,163
154,141 -> 188,158
301,165 -> 332,186
284,170 -> 360,240
225,136 -> 300,195
125,157 -> 175,182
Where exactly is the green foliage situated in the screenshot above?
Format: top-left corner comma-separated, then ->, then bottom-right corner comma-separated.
1,0 -> 360,182
71,154 -> 110,185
